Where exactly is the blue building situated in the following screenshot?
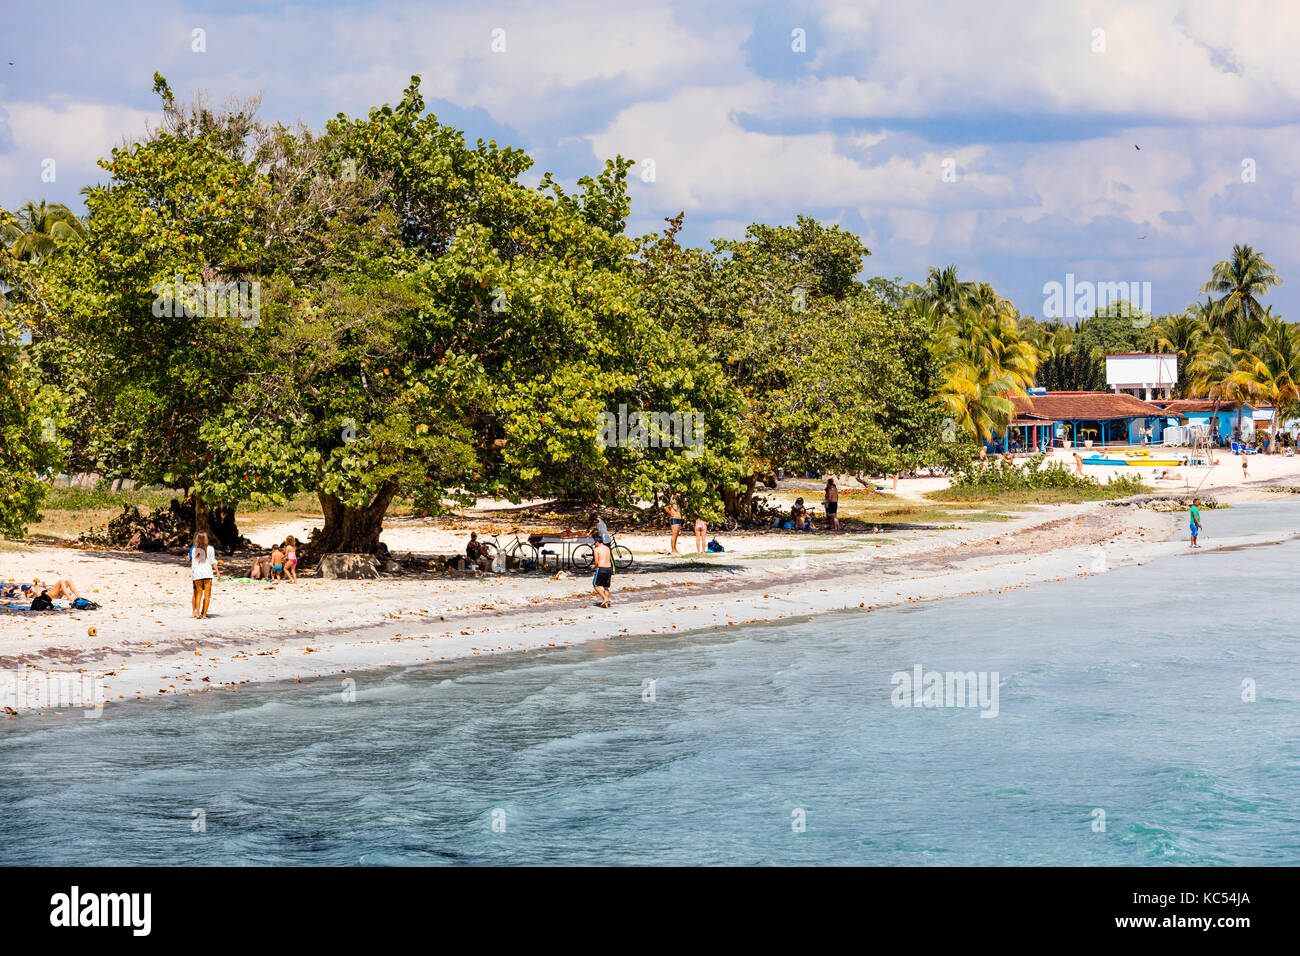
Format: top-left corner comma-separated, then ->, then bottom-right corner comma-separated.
989,391 -> 1165,451
1154,400 -> 1275,444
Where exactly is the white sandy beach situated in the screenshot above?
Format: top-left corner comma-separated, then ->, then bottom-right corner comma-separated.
3,447 -> 1299,717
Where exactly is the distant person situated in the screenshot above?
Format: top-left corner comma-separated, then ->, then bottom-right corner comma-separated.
1242,456 -> 1249,480
284,536 -> 299,583
1073,452 -> 1084,477
1189,498 -> 1201,549
5,578 -> 81,603
590,511 -> 612,545
825,479 -> 840,531
591,531 -> 613,607
694,517 -> 708,552
790,498 -> 811,531
465,532 -> 491,571
190,531 -> 219,619
666,495 -> 683,554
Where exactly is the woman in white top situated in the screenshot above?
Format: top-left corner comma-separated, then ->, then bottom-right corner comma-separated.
190,531 -> 220,619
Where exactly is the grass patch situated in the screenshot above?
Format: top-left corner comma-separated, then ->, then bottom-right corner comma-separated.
41,486 -> 178,511
737,546 -> 855,561
842,501 -> 1028,525
928,485 -> 1149,505
939,454 -> 1151,503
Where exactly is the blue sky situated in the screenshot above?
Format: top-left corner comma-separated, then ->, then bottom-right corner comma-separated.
3,0 -> 1298,319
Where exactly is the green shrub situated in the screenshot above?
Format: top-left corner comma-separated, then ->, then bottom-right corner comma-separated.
947,454 -> 1148,497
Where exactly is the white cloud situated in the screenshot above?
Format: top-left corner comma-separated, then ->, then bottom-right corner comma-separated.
0,99 -> 154,207
590,84 -> 1015,215
799,0 -> 1300,123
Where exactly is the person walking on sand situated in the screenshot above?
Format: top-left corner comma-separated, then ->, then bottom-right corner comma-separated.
825,478 -> 840,531
190,531 -> 220,619
1189,498 -> 1202,548
1242,455 -> 1249,480
666,495 -> 683,554
284,535 -> 299,583
1073,451 -> 1084,476
694,516 -> 708,553
591,531 -> 613,607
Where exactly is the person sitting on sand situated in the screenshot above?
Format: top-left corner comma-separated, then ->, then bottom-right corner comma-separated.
465,532 -> 491,571
250,555 -> 272,580
790,498 -> 812,531
590,512 -> 612,545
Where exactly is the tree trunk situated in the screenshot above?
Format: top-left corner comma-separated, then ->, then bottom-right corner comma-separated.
313,483 -> 398,555
722,474 -> 758,517
182,493 -> 243,551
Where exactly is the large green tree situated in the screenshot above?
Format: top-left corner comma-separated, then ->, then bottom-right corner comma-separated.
643,215 -> 954,511
189,78 -> 748,548
0,284 -> 65,537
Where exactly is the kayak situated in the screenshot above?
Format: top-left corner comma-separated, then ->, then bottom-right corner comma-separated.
1082,456 -> 1185,466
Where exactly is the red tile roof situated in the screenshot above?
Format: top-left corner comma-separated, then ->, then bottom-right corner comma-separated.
1012,391 -> 1164,421
1154,400 -> 1238,414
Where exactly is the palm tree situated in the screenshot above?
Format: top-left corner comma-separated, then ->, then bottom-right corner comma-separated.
1226,315 -> 1300,452
1153,311 -> 1208,397
908,264 -> 974,320
1201,244 -> 1283,332
912,275 -> 1041,443
2,200 -> 87,263
1187,332 -> 1252,436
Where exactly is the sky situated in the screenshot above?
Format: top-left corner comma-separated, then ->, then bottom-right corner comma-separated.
2,0 -> 1298,319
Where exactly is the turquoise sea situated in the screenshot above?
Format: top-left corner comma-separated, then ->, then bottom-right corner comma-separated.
2,499 -> 1298,865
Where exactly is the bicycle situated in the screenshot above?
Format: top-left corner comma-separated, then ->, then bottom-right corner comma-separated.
478,531 -> 540,568
571,534 -> 634,571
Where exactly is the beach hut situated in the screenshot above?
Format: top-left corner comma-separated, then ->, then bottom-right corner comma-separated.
1153,400 -> 1271,444
1001,392 -> 1165,449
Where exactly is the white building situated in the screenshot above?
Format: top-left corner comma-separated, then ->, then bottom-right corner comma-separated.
1105,353 -> 1177,400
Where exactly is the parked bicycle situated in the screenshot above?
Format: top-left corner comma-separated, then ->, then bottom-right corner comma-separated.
478,531 -> 540,568
571,534 -> 634,571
